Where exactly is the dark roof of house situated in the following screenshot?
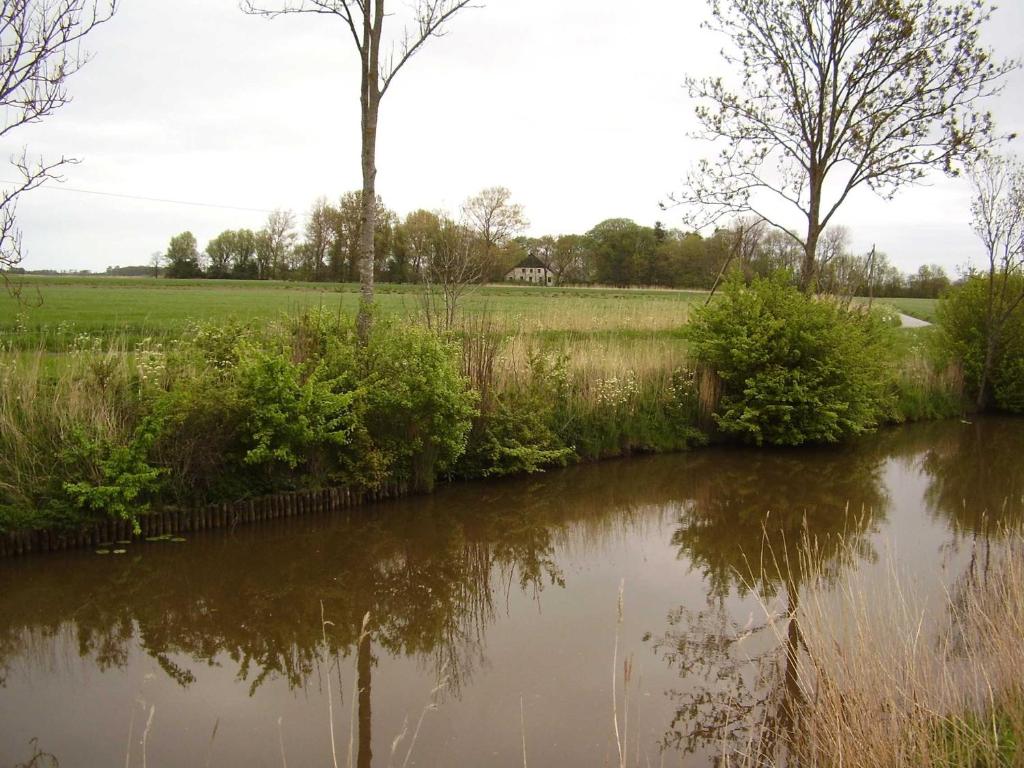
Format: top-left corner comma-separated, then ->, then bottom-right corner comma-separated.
511,254 -> 549,270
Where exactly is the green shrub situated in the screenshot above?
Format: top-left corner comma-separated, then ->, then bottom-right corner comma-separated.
884,328 -> 964,422
937,274 -> 1024,413
687,273 -> 894,446
233,343 -> 358,471
458,351 -> 574,478
561,367 -> 704,458
59,425 -> 164,534
350,320 -> 477,491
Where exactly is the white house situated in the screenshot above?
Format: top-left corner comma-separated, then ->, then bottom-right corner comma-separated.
505,254 -> 553,285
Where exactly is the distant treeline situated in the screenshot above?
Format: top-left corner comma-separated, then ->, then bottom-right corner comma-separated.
9,265 -> 158,278
22,188 -> 954,299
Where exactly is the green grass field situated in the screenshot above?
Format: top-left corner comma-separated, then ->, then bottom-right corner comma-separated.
0,275 -> 704,338
0,275 -> 937,331
0,276 -> 936,380
0,276 -> 713,379
869,296 -> 939,322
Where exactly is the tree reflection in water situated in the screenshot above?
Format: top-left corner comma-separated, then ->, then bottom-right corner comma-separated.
921,418 -> 1024,536
1,420 -> 1020,765
0,455 -> 695,765
652,446 -> 890,763
0,499 -> 569,767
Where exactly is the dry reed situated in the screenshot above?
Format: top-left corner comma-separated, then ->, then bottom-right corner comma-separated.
726,530 -> 1024,767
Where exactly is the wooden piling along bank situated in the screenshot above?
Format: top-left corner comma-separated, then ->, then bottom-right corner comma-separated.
0,481 -> 410,559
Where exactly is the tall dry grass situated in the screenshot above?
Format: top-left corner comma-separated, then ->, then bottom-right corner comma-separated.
0,345 -> 141,515
727,531 -> 1024,767
494,331 -> 688,405
483,299 -> 693,335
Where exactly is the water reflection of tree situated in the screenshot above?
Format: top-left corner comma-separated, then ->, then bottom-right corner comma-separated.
0,453 -> 699,763
920,417 -> 1024,535
0,503 -> 566,768
653,446 -> 890,763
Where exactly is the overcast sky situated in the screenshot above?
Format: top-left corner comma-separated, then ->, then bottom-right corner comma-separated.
6,0 -> 1024,275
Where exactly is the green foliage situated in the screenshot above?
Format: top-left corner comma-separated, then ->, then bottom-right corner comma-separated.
233,344 -> 357,470
884,328 -> 964,423
587,218 -> 659,286
458,352 -> 574,478
146,365 -> 247,501
59,426 -> 164,534
560,367 -> 705,458
688,273 -> 894,446
937,274 -> 1024,413
933,703 -> 1021,768
164,231 -> 202,279
149,315 -> 473,498
354,320 -> 477,490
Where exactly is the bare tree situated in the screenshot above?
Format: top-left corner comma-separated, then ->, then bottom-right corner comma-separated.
1,0 -> 117,286
461,186 -> 528,281
815,226 -> 849,277
303,196 -> 336,280
706,216 -> 766,303
759,229 -> 803,275
674,0 -> 1016,292
968,153 -> 1024,409
260,208 -> 297,278
420,215 -> 480,332
241,0 -> 478,339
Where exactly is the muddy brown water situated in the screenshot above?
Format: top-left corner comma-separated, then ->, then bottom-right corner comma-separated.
1,418 -> 1022,767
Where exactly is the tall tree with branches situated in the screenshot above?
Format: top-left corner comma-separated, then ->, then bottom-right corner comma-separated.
674,0 -> 1016,291
461,186 -> 528,281
1,0 -> 117,285
966,153 -> 1024,410
241,0 -> 477,339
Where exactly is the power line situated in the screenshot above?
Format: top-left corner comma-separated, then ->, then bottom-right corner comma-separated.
0,180 -> 276,214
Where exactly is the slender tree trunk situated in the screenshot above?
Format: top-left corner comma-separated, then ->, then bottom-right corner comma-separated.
357,100 -> 379,342
356,3 -> 382,343
800,178 -> 823,293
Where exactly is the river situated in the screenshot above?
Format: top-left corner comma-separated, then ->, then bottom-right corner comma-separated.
1,417 -> 1022,767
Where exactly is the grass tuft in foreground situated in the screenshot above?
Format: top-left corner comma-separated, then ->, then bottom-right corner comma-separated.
726,529 -> 1024,767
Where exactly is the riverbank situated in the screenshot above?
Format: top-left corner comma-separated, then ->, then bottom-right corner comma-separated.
0,481 -> 410,557
0,294 -> 965,554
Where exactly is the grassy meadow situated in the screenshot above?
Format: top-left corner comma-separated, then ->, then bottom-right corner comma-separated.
0,274 -> 934,364
0,275 -> 704,334
0,275 -> 709,382
0,276 -> 944,419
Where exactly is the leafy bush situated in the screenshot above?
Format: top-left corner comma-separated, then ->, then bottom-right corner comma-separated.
560,366 -> 704,458
233,343 -> 358,471
457,351 -> 574,478
352,321 -> 477,490
687,273 -> 894,446
59,426 -> 163,534
937,274 -> 1024,413
150,317 -> 472,498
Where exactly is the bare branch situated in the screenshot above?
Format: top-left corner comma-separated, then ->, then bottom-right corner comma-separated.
242,0 -> 478,333
380,0 -> 477,95
0,0 -> 116,278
